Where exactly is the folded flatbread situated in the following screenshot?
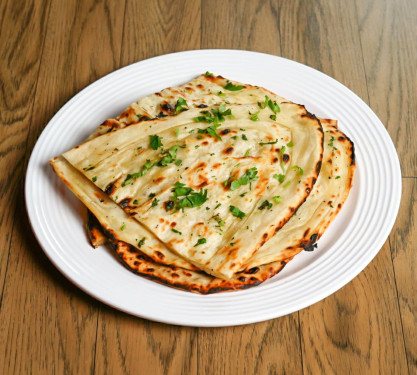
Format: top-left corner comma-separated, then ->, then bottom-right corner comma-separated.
50,74 -> 355,293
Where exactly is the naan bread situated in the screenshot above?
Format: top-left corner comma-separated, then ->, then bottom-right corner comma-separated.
61,103 -> 323,279
88,73 -> 287,139
50,73 -> 355,293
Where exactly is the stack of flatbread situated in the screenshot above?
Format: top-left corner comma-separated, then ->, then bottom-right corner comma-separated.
50,73 -> 355,293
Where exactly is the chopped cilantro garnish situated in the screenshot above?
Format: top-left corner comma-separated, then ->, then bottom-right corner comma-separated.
273,173 -> 285,183
205,71 -> 213,77
138,237 -> 146,247
217,91 -> 226,96
242,134 -> 248,140
283,181 -> 291,188
270,114 -> 276,120
92,176 -> 97,182
175,159 -> 182,166
291,165 -> 304,175
194,238 -> 207,247
175,98 -> 188,113
120,223 -> 126,230
227,167 -> 258,191
232,135 -> 238,140
335,175 -> 341,179
198,122 -> 222,140
171,228 -> 182,235
156,145 -> 180,166
133,199 -> 139,205
258,95 -> 280,113
268,99 -> 280,113
215,203 -> 222,209
258,200 -> 272,210
123,160 -> 153,186
287,141 -> 294,147
328,136 -> 335,147
259,139 -> 278,146
249,111 -> 260,121
149,193 -> 156,198
167,182 -> 209,212
229,205 -> 246,219
223,81 -> 243,91
244,148 -> 251,157
83,166 -> 95,171
151,198 -> 159,207
273,196 -> 282,204
150,135 -> 163,150
175,128 -> 180,137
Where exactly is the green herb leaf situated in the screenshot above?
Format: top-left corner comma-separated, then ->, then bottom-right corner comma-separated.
175,159 -> 182,166
249,111 -> 260,121
194,238 -> 207,247
120,223 -> 126,230
217,91 -> 226,96
156,145 -> 180,166
242,134 -> 248,141
244,148 -> 251,157
171,228 -> 182,235
175,128 -> 180,137
291,165 -> 304,175
259,139 -> 278,146
138,237 -> 146,247
175,97 -> 188,114
151,198 -> 159,207
123,160 -> 153,186
228,167 -> 258,191
273,196 -> 282,204
229,205 -> 246,219
150,135 -> 163,150
212,215 -> 225,227
287,141 -> 294,147
92,176 -> 97,182
133,199 -> 139,205
335,175 -> 341,179
283,181 -> 291,188
258,200 -> 272,210
223,81 -> 243,91
273,173 -> 285,183
269,114 -> 276,120
205,71 -> 213,77
268,99 -> 280,113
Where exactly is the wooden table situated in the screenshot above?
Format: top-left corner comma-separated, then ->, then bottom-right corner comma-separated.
1,0 -> 415,374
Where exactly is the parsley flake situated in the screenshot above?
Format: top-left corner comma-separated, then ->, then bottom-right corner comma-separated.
258,200 -> 272,210
194,238 -> 207,247
223,81 -> 243,91
229,205 -> 246,219
150,135 -> 163,150
273,173 -> 285,183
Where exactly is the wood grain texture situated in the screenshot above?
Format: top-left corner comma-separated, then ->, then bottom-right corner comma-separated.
95,307 -> 197,375
355,0 -> 417,176
0,0 -> 50,302
0,0 -> 125,374
120,0 -> 201,65
201,0 -> 281,55
299,243 -> 409,374
391,179 -> 417,374
198,316 -> 303,375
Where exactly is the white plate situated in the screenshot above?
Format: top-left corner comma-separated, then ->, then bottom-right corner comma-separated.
25,50 -> 401,327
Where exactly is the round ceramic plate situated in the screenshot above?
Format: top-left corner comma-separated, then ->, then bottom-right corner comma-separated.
25,50 -> 401,327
